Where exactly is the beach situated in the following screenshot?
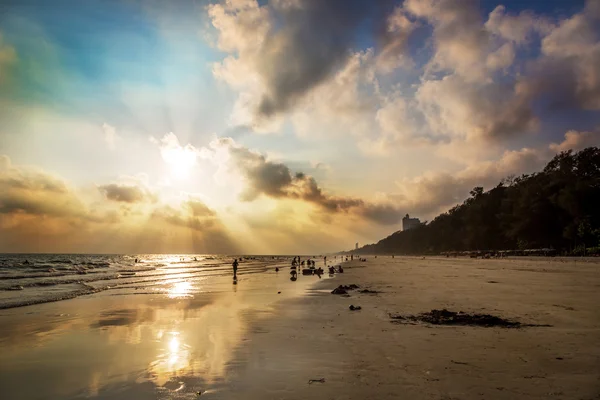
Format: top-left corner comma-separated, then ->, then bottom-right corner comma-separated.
1,256 -> 599,399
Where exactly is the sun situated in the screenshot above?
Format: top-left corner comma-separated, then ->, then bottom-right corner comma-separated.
162,144 -> 197,180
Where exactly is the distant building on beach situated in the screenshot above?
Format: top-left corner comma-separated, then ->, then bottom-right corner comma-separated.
402,214 -> 421,231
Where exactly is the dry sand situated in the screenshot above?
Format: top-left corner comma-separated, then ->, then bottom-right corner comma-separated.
220,256 -> 600,400
1,256 -> 599,399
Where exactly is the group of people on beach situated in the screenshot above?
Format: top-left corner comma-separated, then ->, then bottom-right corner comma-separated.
292,256 -> 317,268
231,254 -> 354,283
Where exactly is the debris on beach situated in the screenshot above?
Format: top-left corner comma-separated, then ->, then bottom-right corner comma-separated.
308,378 -> 326,384
358,289 -> 379,294
331,284 -> 360,295
349,305 -> 362,311
331,286 -> 348,294
450,360 -> 470,365
389,309 -> 523,328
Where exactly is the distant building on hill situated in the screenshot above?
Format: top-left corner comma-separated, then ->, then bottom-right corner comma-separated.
402,214 -> 421,231
355,242 -> 358,250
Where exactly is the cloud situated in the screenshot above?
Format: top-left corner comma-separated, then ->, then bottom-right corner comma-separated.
549,128 -> 600,152
404,0 -> 492,82
485,42 -> 515,71
151,200 -> 217,231
98,183 -> 155,203
485,5 -> 553,45
208,0 -> 409,130
520,1 -> 600,110
311,161 -> 331,172
207,0 -> 599,161
0,155 -> 89,219
289,49 -> 382,140
151,132 -> 199,178
201,137 -> 405,224
209,0 -> 379,119
0,155 -> 241,253
389,129 -> 600,218
148,199 -> 239,253
375,6 -> 418,73
374,92 -> 435,146
187,199 -> 216,218
388,148 -> 545,217
415,74 -> 537,142
355,0 -> 537,151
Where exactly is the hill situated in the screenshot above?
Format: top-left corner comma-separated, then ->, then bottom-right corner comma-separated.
356,148 -> 600,256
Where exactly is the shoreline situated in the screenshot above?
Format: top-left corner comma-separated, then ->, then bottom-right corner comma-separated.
1,256 -> 599,399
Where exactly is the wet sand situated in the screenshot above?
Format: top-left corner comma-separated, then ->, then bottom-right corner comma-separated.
1,257 -> 599,399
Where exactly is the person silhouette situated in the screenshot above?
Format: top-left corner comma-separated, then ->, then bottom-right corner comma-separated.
232,258 -> 239,281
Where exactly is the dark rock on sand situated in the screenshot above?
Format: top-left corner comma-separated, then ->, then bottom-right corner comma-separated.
331,284 -> 360,295
389,309 -> 523,328
349,305 -> 362,311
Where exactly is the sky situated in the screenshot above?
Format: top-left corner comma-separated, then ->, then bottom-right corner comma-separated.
0,0 -> 599,254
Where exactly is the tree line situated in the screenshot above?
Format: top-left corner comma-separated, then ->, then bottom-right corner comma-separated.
357,147 -> 600,256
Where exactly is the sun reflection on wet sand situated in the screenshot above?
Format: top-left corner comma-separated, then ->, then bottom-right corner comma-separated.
148,331 -> 194,386
167,281 -> 193,298
0,270 -> 317,399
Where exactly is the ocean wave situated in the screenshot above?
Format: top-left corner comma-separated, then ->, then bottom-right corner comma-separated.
0,285 -> 99,310
116,267 -> 156,273
0,254 -> 281,309
76,262 -> 111,268
0,268 -> 110,281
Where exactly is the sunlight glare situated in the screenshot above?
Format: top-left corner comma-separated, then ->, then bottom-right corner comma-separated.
169,336 -> 180,353
168,281 -> 192,298
162,146 -> 197,179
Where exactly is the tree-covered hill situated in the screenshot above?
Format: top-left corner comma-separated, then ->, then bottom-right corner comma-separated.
357,148 -> 600,256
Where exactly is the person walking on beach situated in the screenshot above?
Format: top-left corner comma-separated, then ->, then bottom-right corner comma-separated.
232,258 -> 239,279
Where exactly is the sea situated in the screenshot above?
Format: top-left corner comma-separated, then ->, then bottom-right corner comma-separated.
0,254 -> 293,310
